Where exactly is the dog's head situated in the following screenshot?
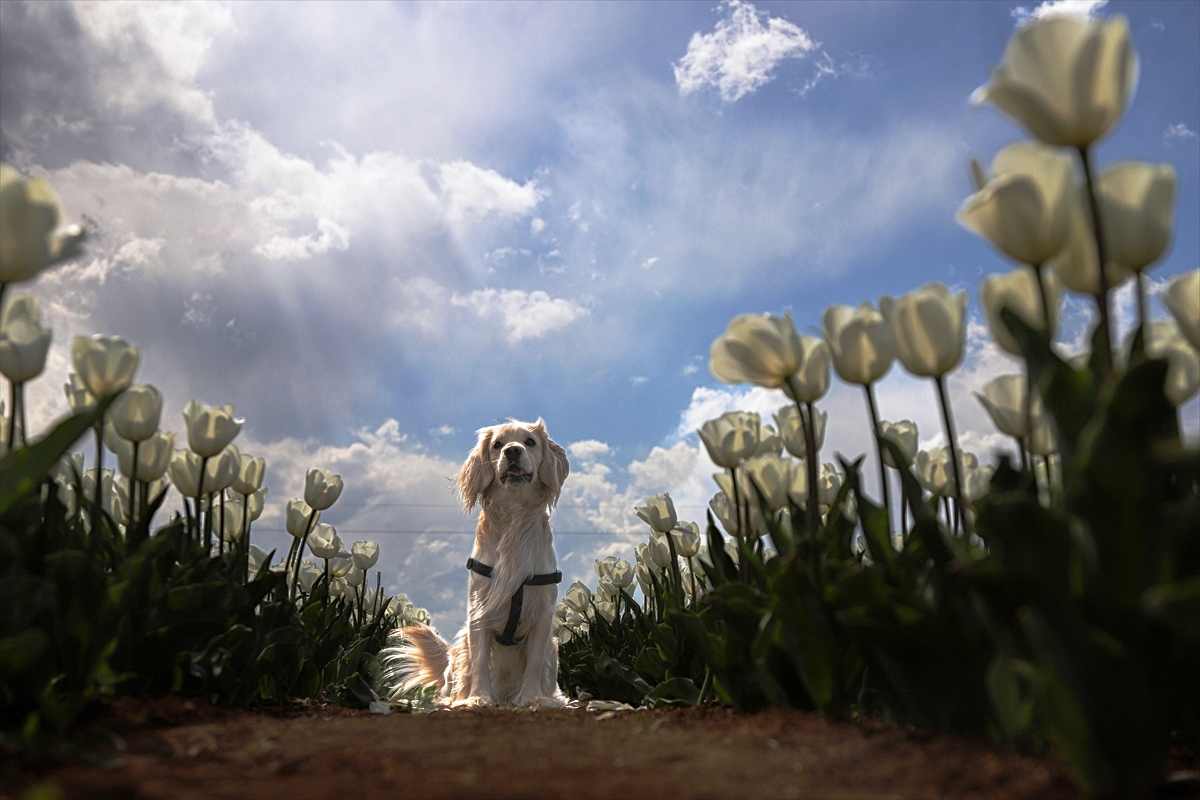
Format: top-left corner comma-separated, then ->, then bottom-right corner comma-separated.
457,418 -> 569,512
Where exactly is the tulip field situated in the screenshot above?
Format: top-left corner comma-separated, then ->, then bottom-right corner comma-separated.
2,11 -> 1198,799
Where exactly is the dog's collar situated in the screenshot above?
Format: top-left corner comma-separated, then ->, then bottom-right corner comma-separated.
465,558 -> 562,645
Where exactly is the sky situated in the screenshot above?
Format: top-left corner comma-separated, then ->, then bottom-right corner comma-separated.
2,0 -> 1197,630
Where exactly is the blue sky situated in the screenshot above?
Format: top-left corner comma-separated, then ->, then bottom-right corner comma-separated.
3,0 -> 1197,628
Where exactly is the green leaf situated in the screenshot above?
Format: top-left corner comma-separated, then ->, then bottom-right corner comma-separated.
645,676 -> 700,707
0,399 -> 112,516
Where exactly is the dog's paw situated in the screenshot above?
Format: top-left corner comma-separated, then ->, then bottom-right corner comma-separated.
517,694 -> 566,709
452,695 -> 492,709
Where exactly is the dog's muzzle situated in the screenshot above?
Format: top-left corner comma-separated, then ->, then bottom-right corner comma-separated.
500,467 -> 533,484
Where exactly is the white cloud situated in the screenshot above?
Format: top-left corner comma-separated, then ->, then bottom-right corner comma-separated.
1163,123 -> 1198,144
450,288 -> 590,343
568,439 -> 611,461
436,160 -> 543,223
1011,0 -> 1107,25
674,0 -> 816,102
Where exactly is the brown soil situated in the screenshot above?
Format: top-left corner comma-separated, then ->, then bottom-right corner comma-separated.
5,696 -> 1089,800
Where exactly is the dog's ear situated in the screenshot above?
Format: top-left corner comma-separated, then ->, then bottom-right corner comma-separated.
457,427 -> 495,512
533,418 -> 569,507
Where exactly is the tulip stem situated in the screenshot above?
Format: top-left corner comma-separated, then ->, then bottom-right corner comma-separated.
1030,263 -> 1053,338
90,424 -> 104,553
241,496 -> 251,581
933,375 -> 968,534
289,509 -> 318,603
728,467 -> 747,583
6,381 -> 18,451
1135,271 -> 1148,355
863,383 -> 893,539
1077,145 -> 1115,377
804,401 -> 821,539
196,456 -> 208,546
16,382 -> 27,447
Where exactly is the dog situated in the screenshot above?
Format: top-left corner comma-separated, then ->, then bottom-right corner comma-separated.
383,418 -> 570,707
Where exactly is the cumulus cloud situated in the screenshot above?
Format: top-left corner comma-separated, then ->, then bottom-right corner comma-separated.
451,288 -> 590,343
1163,123 -> 1198,144
1011,0 -> 1108,25
674,0 -> 816,102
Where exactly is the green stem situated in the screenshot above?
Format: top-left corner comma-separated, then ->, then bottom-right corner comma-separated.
128,440 -> 140,530
16,382 -> 26,447
218,492 -> 226,557
787,378 -> 821,543
195,456 -> 208,546
934,375 -> 968,534
728,467 -> 746,583
241,495 -> 251,581
863,382 -> 892,538
1077,145 -> 1114,376
289,509 -> 318,602
1030,262 -> 1053,339
5,381 -> 16,453
91,424 -> 104,552
1135,270 -> 1148,355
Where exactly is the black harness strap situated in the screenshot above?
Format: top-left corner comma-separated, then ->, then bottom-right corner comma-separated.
466,557 -> 562,646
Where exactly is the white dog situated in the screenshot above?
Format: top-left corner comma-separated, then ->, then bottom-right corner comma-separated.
384,418 -> 570,707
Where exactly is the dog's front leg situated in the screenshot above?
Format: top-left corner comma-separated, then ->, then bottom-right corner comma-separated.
514,588 -> 565,708
456,596 -> 496,707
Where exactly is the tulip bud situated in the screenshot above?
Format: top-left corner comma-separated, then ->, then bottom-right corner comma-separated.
304,468 -> 343,511
956,142 -> 1074,266
286,498 -> 318,539
167,448 -> 205,498
608,558 -> 634,588
710,312 -> 805,390
1162,270 -> 1200,351
72,335 -> 139,398
878,420 -> 918,468
248,544 -> 270,575
328,556 -> 353,579
634,492 -> 677,533
233,453 -> 266,494
880,282 -> 969,378
296,560 -> 322,593
647,536 -> 673,569
0,164 -> 86,284
708,491 -> 738,535
219,497 -> 247,542
698,411 -> 760,469
308,523 -> 342,559
1098,161 -> 1176,272
775,405 -> 826,460
634,562 -> 655,595
182,399 -> 243,458
753,425 -> 783,458
1048,186 -> 1134,294
822,302 -> 895,386
343,565 -> 365,588
351,540 -> 380,570
972,15 -> 1137,147
980,268 -> 1060,355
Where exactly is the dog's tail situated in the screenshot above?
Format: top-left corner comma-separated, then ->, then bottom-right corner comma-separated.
380,624 -> 451,698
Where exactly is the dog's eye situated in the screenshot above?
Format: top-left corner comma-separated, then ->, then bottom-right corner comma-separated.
525,437 -> 536,446
492,441 -> 503,450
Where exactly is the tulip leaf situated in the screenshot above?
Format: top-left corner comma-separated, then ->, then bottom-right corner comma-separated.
0,399 -> 111,516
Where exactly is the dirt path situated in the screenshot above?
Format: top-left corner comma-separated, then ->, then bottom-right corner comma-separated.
8,698 -> 1083,800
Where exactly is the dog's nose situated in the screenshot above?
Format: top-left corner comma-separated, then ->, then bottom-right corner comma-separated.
503,444 -> 522,461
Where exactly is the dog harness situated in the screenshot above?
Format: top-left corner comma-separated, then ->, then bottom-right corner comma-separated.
466,557 -> 562,646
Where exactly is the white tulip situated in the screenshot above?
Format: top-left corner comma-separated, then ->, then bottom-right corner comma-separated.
0,164 -> 85,284
1048,185 -> 1134,294
64,373 -> 97,414
71,335 -> 139,398
1162,271 -> 1200,351
741,453 -> 792,511
304,468 -> 343,511
0,310 -> 51,384
167,449 -> 205,498
285,498 -> 319,539
634,492 -> 677,533
109,384 -> 163,442
670,522 -> 701,558
972,15 -> 1137,147
308,523 -> 342,559
878,420 -> 919,468
957,142 -> 1075,266
775,405 -> 826,460
710,312 -> 805,390
822,302 -> 895,386
976,374 -> 1029,439
204,444 -> 240,492
980,268 -> 1061,355
563,581 -> 592,615
351,540 -> 380,570
233,453 -> 266,495
880,283 -> 969,378
1124,320 -> 1200,406
182,400 -> 243,458
1098,161 -> 1176,273
116,429 -> 176,482
699,411 -> 761,469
